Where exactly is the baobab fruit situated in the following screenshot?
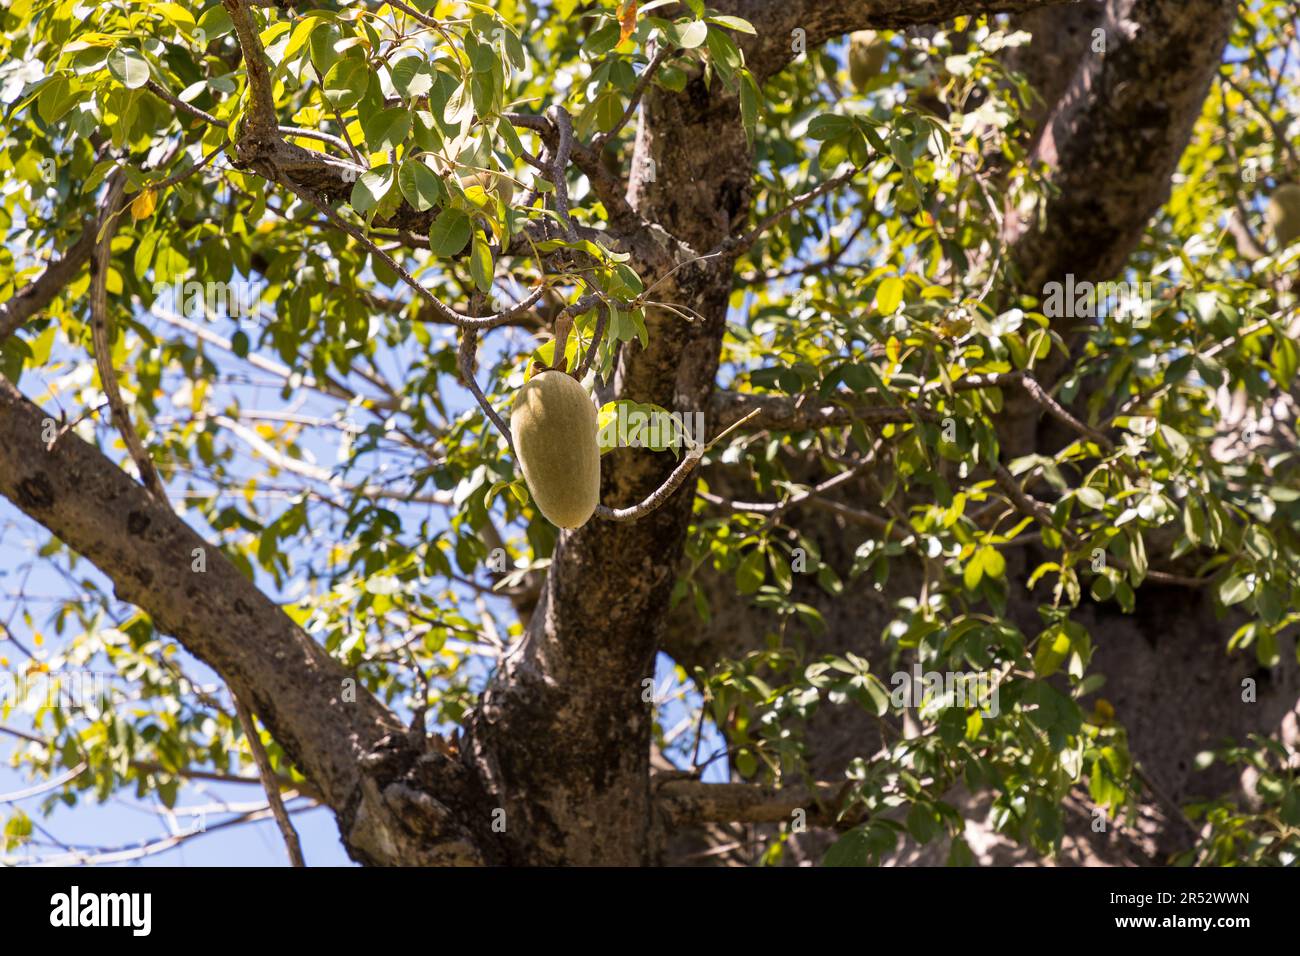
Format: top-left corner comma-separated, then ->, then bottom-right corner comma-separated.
510,370 -> 600,529
1267,183 -> 1300,249
848,31 -> 887,92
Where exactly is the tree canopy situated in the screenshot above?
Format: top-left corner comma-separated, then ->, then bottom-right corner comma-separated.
1,0 -> 1298,866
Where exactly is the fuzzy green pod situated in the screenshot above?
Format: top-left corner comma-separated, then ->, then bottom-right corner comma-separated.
848,31 -> 887,92
1268,183 -> 1300,249
510,369 -> 600,529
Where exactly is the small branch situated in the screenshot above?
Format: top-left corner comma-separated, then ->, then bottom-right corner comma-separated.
655,777 -> 854,828
385,0 -> 439,28
597,450 -> 704,522
991,463 -> 1206,589
89,173 -> 166,500
226,0 -> 280,139
274,173 -> 545,330
544,105 -> 578,239
1017,374 -> 1113,451
149,306 -> 383,407
591,44 -> 672,153
278,125 -> 354,155
232,692 -> 305,867
1223,73 -> 1300,174
718,163 -> 866,257
597,410 -> 760,522
458,327 -> 515,457
145,79 -> 222,127
574,305 -> 608,380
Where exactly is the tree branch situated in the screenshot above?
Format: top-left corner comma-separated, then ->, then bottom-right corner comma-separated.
655,777 -> 853,828
0,223 -> 94,344
722,0 -> 1078,80
232,691 -> 306,866
0,377 -> 488,864
88,172 -> 166,500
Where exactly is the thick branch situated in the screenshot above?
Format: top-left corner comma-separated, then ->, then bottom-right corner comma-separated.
0,377 -> 486,864
0,225 -> 94,343
723,0 -> 1078,80
655,778 -> 851,827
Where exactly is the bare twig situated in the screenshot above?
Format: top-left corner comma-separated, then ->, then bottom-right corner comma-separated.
145,79 -> 222,127
544,105 -> 579,239
575,305 -> 608,380
458,327 -> 516,456
591,45 -> 672,152
89,173 -> 166,499
597,410 -> 760,522
719,163 -> 867,256
232,692 -> 305,867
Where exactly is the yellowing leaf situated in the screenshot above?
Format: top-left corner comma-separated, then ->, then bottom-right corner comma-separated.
131,188 -> 157,220
617,1 -> 638,45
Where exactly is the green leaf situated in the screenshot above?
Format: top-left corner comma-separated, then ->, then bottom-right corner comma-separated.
1076,486 -> 1106,511
822,825 -> 873,866
391,56 -> 434,99
428,207 -> 471,257
1218,573 -> 1251,607
875,275 -> 904,314
469,231 -> 494,293
350,164 -> 394,216
736,548 -> 766,594
677,20 -> 708,49
738,68 -> 760,146
363,107 -> 411,151
398,159 -> 443,212
707,15 -> 757,34
1033,626 -> 1072,678
107,46 -> 150,89
323,55 -> 369,110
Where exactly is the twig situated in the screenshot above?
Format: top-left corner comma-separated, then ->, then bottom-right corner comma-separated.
89,173 -> 166,499
591,44 -> 672,152
991,463 -> 1207,588
278,125 -> 355,155
232,692 -> 305,867
145,79 -> 222,127
274,173 -> 546,330
544,105 -> 578,239
458,327 -> 516,457
719,163 -> 866,256
597,410 -> 760,522
575,305 -> 608,380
